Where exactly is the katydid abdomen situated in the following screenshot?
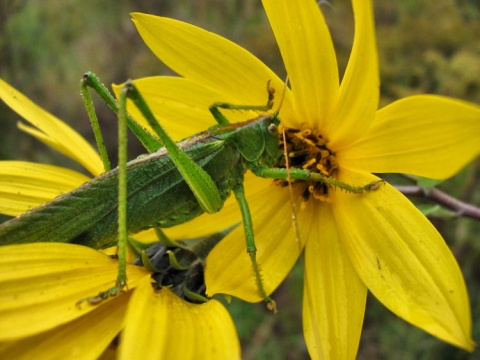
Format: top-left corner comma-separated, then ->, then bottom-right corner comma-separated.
0,133 -> 243,249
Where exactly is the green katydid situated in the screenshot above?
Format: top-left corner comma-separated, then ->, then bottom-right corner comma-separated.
0,72 -> 382,310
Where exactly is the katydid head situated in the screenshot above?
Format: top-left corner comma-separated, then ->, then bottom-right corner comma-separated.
263,77 -> 287,165
230,80 -> 283,166
263,112 -> 282,163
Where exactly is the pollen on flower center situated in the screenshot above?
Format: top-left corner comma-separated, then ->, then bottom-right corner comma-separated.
276,126 -> 338,202
276,128 -> 338,201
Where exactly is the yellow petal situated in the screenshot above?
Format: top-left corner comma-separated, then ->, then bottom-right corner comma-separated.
162,202 -> 239,241
205,176 -> 308,302
303,204 -> 367,360
0,79 -> 103,176
328,0 -> 379,149
332,170 -> 474,351
0,161 -> 90,216
338,95 -> 480,179
131,13 -> 289,104
0,291 -> 130,359
119,278 -> 240,360
0,243 -> 150,340
130,229 -> 162,244
262,0 -> 338,130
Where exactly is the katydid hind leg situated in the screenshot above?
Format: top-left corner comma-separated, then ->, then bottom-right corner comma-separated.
80,77 -> 111,172
82,72 -> 162,153
76,80 -> 131,306
123,81 -> 223,215
232,183 -> 277,313
114,83 -> 129,291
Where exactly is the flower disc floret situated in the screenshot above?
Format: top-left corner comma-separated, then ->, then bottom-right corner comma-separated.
276,125 -> 339,201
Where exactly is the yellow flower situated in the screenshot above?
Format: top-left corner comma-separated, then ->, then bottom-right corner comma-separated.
0,243 -> 239,359
125,1 -> 480,358
0,78 -> 102,216
0,80 -> 240,358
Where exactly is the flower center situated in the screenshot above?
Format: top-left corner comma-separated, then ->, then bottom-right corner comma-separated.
134,242 -> 207,303
276,126 -> 337,202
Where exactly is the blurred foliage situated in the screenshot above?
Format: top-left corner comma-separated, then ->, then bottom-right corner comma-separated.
1,0 -> 480,358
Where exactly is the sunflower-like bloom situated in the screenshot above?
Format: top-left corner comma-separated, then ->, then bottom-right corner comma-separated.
121,1 -> 479,358
0,80 -> 240,358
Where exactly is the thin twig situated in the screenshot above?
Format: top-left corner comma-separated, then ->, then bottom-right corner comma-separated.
396,185 -> 480,221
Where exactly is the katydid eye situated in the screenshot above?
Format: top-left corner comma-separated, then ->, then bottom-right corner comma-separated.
268,123 -> 278,135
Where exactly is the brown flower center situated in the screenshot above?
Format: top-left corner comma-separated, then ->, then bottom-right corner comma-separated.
276,126 -> 337,201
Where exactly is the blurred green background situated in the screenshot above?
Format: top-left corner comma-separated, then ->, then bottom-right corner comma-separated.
1,1 -> 480,359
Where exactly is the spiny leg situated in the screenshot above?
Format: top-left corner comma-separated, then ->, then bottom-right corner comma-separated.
282,129 -> 302,249
80,78 -> 111,172
232,183 -> 277,314
76,83 -> 132,306
122,81 -> 223,214
115,85 -> 129,291
77,73 -> 153,304
251,165 -> 385,194
110,79 -> 226,297
81,72 -> 163,153
209,81 -> 275,126
85,78 -> 232,303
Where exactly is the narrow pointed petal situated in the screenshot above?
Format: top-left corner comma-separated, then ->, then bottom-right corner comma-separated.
0,243 -> 150,340
130,13 -> 294,121
162,206 -> 239,241
0,79 -> 103,176
120,278 -> 240,360
303,204 -> 367,360
328,0 -> 379,149
0,292 -> 130,360
206,177 -> 310,302
0,161 -> 90,216
262,0 -> 338,129
332,170 -> 474,351
338,95 -> 480,179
